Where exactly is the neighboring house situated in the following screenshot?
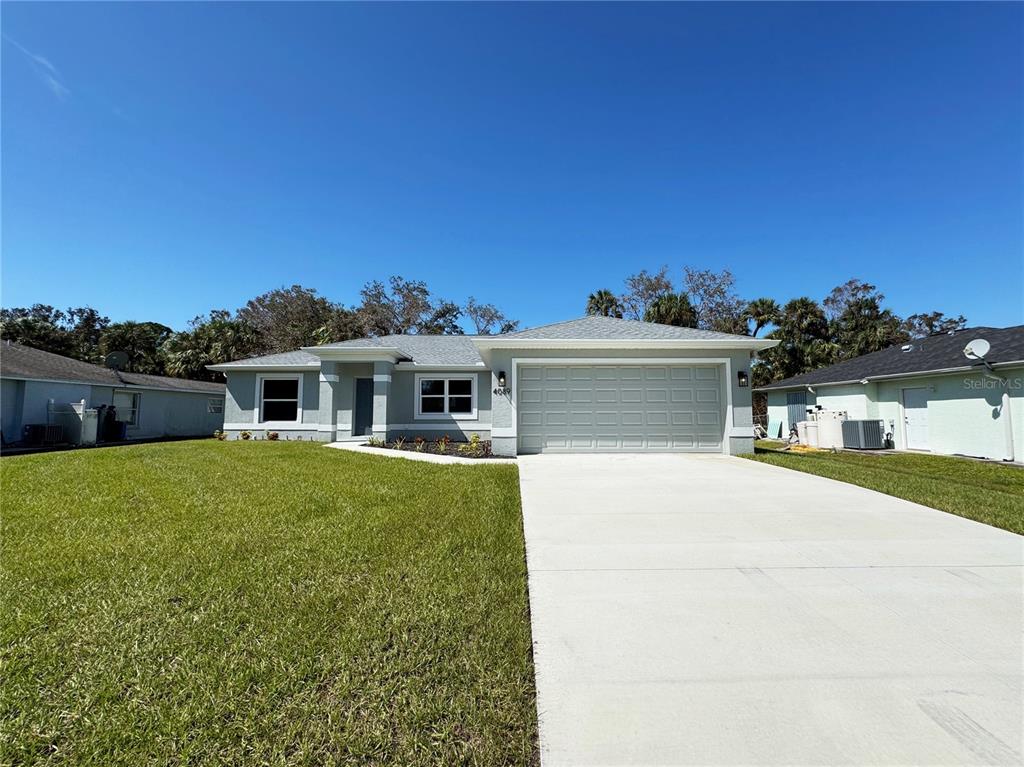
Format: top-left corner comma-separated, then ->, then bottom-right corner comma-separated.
0,341 -> 226,444
759,325 -> 1023,463
209,316 -> 776,456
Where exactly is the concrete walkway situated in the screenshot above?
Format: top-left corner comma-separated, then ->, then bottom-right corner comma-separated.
518,454 -> 1023,766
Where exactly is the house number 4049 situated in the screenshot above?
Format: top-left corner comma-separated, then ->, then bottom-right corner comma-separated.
493,387 -> 512,396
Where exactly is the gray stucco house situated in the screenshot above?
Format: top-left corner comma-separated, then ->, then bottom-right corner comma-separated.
1,341 -> 226,445
209,316 -> 777,456
760,325 -> 1023,463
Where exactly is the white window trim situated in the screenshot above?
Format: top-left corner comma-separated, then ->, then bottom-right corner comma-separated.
112,389 -> 141,428
414,373 -> 477,421
208,397 -> 224,414
254,374 -> 303,427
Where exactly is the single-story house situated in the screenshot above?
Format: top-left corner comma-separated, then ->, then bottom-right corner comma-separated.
209,316 -> 777,456
759,325 -> 1023,463
1,341 -> 226,445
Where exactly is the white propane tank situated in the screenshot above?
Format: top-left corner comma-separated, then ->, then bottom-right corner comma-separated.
816,410 -> 847,449
805,421 -> 819,447
796,421 -> 809,444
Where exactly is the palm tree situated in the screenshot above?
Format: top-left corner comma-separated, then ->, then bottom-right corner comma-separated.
585,289 -> 623,318
742,297 -> 782,337
644,293 -> 698,328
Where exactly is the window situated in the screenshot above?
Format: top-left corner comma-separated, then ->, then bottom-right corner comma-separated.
416,376 -> 475,419
259,377 -> 300,423
208,398 -> 224,414
112,390 -> 140,426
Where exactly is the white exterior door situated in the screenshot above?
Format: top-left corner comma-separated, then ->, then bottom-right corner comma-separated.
517,364 -> 724,453
902,387 -> 930,450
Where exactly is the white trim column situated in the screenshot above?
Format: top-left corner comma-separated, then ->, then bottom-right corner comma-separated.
372,361 -> 392,441
318,362 -> 341,441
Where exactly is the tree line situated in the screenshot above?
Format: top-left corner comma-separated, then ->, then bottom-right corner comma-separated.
1,269 -> 967,387
0,278 -> 518,382
584,267 -> 966,385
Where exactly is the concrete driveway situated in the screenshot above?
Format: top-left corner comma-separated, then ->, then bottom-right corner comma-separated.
518,454 -> 1023,766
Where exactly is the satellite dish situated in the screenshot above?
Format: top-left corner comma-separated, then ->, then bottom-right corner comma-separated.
963,339 -> 990,361
104,351 -> 129,371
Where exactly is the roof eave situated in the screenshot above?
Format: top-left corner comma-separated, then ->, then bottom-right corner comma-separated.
206,363 -> 320,372
754,358 -> 1024,392
300,346 -> 405,363
473,338 -> 779,351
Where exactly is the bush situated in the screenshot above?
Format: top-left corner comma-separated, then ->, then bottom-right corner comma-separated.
213,430 -> 227,441
240,430 -> 252,441
265,431 -> 280,441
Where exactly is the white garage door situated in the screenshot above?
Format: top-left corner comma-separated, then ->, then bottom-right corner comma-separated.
517,364 -> 724,453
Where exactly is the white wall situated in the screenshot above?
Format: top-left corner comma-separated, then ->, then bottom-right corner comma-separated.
878,368 -> 1022,461
815,384 -> 873,419
90,386 -> 224,438
769,366 -> 1024,462
1,379 -> 24,440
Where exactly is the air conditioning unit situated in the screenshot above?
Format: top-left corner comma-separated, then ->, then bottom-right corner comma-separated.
842,420 -> 886,450
22,423 -> 65,446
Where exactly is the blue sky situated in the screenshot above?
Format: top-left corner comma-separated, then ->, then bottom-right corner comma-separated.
2,2 -> 1022,332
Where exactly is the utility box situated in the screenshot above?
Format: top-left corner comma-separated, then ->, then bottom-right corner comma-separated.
48,399 -> 98,446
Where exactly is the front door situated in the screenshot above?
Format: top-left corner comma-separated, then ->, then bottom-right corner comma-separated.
353,378 -> 374,437
902,387 -> 929,450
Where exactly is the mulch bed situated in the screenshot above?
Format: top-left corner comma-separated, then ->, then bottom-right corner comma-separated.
367,438 -> 512,460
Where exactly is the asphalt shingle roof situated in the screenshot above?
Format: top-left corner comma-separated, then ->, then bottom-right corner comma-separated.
497,316 -> 753,341
1,341 -> 226,394
211,349 -> 321,368
314,335 -> 485,366
757,326 -> 1024,390
221,317 -> 765,369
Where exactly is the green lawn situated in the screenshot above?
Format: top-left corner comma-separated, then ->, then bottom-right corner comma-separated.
1,441 -> 536,765
745,444 -> 1024,535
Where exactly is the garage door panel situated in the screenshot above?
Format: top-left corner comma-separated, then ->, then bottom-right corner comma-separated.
646,388 -> 668,403
696,388 -> 719,403
518,364 -> 724,453
646,411 -> 669,426
520,411 -> 543,427
570,411 -> 595,426
570,388 -> 593,403
621,411 -> 643,426
520,389 -> 542,404
545,411 -> 569,426
672,411 -> 695,426
670,388 -> 693,403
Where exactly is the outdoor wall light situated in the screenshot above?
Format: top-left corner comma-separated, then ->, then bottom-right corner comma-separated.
497,371 -> 507,387
737,370 -> 749,388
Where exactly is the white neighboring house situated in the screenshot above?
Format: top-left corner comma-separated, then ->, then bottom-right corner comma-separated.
0,341 -> 225,446
759,325 -> 1023,463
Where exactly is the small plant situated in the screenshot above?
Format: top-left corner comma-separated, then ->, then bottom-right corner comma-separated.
366,436 -> 384,448
213,430 -> 227,441
457,433 -> 485,458
265,431 -> 279,441
239,430 -> 252,441
434,434 -> 451,454
414,440 -> 426,452
393,436 -> 406,450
